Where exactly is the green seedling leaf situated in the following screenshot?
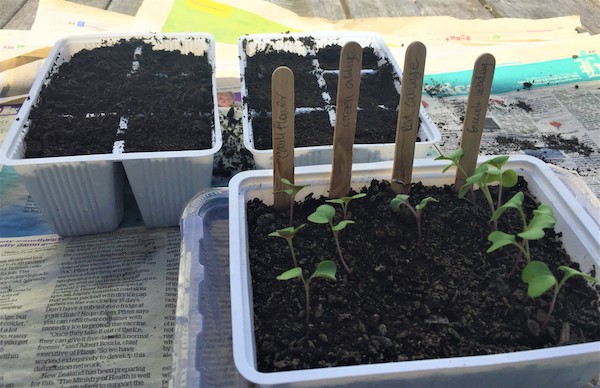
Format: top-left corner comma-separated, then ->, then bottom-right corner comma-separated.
273,178 -> 310,198
472,161 -> 489,175
435,148 -> 464,162
484,165 -> 503,178
326,193 -> 366,206
472,161 -> 508,182
277,267 -> 302,281
521,261 -> 557,297
310,260 -> 337,281
477,166 -> 504,187
415,196 -> 438,211
478,155 -> 516,183
268,224 -> 306,239
274,178 -> 311,200
326,193 -> 366,218
487,230 -> 517,253
390,194 -> 410,212
435,148 -> 464,172
491,192 -> 524,221
501,169 -> 518,188
279,178 -> 310,193
461,157 -> 516,204
486,155 -> 510,169
536,204 -> 554,215
558,265 -> 597,284
332,220 -> 354,232
465,171 -> 486,185
518,205 -> 556,240
459,170 -> 487,198
308,204 -> 335,224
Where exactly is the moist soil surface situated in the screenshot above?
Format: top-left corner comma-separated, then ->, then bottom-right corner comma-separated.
24,38 -> 214,158
246,179 -> 600,372
243,40 -> 428,150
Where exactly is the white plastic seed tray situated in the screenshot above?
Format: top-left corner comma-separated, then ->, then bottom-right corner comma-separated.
228,155 -> 600,387
239,32 -> 441,169
0,33 -> 222,236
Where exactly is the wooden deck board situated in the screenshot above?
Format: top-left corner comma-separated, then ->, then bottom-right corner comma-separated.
2,0 -> 38,30
267,0 -> 347,19
66,0 -> 144,16
66,0 -> 111,10
1,0 -> 27,28
344,0 -> 494,19
483,0 -> 600,34
106,0 -> 144,16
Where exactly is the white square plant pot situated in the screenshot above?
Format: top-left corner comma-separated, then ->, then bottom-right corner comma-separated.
239,32 -> 441,169
0,33 -> 222,236
228,155 -> 600,387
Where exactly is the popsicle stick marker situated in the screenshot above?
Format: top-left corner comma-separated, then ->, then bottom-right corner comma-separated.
272,66 -> 295,209
455,53 -> 496,190
329,41 -> 362,198
391,41 -> 427,194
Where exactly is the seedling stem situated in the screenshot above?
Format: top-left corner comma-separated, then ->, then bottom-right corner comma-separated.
277,260 -> 337,333
308,204 -> 354,273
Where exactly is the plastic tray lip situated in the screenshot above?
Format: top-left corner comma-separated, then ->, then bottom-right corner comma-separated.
180,187 -> 230,223
172,187 -> 229,387
0,32 -> 222,167
231,341 -> 600,385
228,155 -> 600,385
237,31 -> 442,164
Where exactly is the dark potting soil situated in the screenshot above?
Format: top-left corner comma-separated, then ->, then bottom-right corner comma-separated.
316,45 -> 380,70
24,38 -> 214,158
243,41 -> 427,150
246,179 -> 600,372
244,50 -> 325,112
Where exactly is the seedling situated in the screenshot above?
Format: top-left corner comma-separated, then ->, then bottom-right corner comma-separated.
458,156 -> 518,228
435,147 -> 469,178
274,178 -> 310,225
269,224 -> 306,267
522,261 -> 597,331
487,192 -> 556,275
277,260 -> 337,331
308,204 -> 354,273
390,194 -> 438,246
326,193 -> 367,219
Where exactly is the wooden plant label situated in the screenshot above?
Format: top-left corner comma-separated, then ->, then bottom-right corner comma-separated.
272,66 -> 295,209
329,41 -> 363,198
391,41 -> 427,194
455,53 -> 496,190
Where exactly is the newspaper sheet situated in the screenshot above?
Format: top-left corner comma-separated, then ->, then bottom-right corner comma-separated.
0,228 -> 180,387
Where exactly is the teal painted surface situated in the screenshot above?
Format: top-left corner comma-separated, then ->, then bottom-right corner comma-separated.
424,51 -> 600,96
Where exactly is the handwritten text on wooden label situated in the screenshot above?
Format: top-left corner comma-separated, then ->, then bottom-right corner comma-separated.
273,90 -> 290,158
400,60 -> 423,132
466,62 -> 493,133
340,46 -> 359,128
